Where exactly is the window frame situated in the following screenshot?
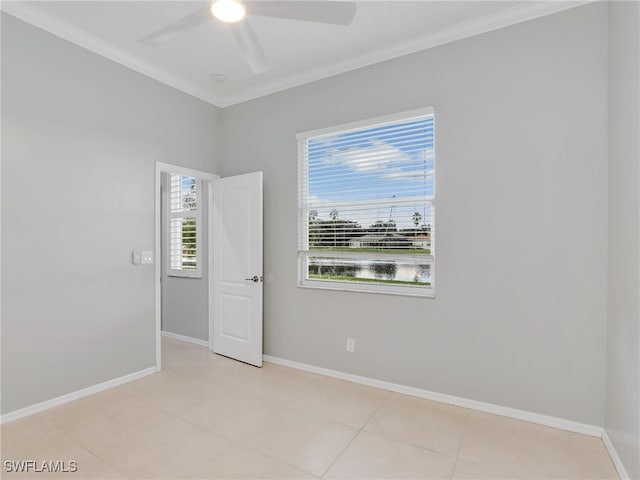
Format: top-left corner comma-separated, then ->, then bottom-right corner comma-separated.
167,173 -> 203,279
296,107 -> 436,298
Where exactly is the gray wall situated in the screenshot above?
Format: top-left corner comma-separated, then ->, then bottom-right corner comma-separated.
1,14 -> 221,414
161,173 -> 210,342
3,2 -> 627,437
606,2 -> 640,478
221,3 -> 609,426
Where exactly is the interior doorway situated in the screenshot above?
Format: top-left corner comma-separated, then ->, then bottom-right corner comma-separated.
154,162 -> 218,371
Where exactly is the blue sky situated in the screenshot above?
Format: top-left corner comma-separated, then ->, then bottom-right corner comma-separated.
306,115 -> 435,230
169,174 -> 198,212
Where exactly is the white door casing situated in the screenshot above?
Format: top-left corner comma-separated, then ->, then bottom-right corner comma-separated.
155,162 -> 218,372
211,172 -> 263,367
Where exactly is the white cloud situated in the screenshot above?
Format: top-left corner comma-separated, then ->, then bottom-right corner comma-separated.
382,149 -> 435,181
326,140 -> 411,172
307,195 -> 330,208
383,170 -> 427,180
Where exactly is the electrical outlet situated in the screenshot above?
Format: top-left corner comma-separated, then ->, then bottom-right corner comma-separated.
346,338 -> 356,353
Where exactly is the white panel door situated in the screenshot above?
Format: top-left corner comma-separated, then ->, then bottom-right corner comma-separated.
212,172 -> 263,366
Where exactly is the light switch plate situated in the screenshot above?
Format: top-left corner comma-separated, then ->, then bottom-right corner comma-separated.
132,249 -> 141,265
141,251 -> 153,264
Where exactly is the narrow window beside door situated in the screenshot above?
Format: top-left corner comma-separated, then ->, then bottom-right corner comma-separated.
168,173 -> 202,278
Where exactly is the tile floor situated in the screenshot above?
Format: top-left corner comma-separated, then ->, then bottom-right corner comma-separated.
1,337 -> 620,479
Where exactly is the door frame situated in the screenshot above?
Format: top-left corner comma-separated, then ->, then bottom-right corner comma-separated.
208,181 -> 215,353
154,162 -> 219,371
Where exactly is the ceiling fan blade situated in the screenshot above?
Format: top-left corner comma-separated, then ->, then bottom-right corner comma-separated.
140,7 -> 212,46
246,1 -> 357,26
228,20 -> 270,74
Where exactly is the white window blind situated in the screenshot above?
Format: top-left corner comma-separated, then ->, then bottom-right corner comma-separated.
168,173 -> 202,278
297,107 -> 435,296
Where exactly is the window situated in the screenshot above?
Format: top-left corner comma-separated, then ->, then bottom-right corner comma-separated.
297,107 -> 435,296
167,173 -> 202,278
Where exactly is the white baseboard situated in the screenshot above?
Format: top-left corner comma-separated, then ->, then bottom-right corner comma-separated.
161,330 -> 209,347
0,366 -> 156,425
602,430 -> 631,480
263,354 -> 604,438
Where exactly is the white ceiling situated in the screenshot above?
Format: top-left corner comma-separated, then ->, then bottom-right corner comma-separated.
2,1 -> 587,107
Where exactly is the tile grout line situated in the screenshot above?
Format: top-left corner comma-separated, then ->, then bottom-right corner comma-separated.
359,395 -> 469,460
236,405 -> 357,479
311,387 -> 471,476
318,396 -> 392,479
241,442 -> 324,479
318,423 -> 365,479
175,385 -> 324,478
43,422 -> 117,477
448,407 -> 472,480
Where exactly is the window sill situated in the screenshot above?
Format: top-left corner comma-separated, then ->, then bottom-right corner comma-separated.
298,279 -> 435,298
167,272 -> 203,279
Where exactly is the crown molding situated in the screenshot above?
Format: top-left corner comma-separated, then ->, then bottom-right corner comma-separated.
2,1 -> 592,109
0,1 -> 225,107
217,0 -> 593,107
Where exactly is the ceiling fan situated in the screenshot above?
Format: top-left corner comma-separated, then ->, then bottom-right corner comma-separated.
140,0 -> 358,74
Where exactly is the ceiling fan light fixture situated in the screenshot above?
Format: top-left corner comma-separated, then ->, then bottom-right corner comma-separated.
211,0 -> 246,23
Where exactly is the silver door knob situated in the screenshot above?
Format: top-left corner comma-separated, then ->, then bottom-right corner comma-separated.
245,275 -> 260,283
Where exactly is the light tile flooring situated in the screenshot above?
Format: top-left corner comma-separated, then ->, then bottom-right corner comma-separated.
1,337 -> 620,479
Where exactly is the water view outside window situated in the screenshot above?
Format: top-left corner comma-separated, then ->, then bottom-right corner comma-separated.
298,108 -> 435,293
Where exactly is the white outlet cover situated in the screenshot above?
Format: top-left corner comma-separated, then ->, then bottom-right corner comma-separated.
346,338 -> 356,353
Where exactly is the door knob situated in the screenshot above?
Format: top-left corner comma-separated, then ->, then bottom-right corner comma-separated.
245,275 -> 260,283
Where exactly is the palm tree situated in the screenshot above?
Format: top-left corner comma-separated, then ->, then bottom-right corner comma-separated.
329,209 -> 339,247
308,210 -> 319,247
412,211 -> 423,237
